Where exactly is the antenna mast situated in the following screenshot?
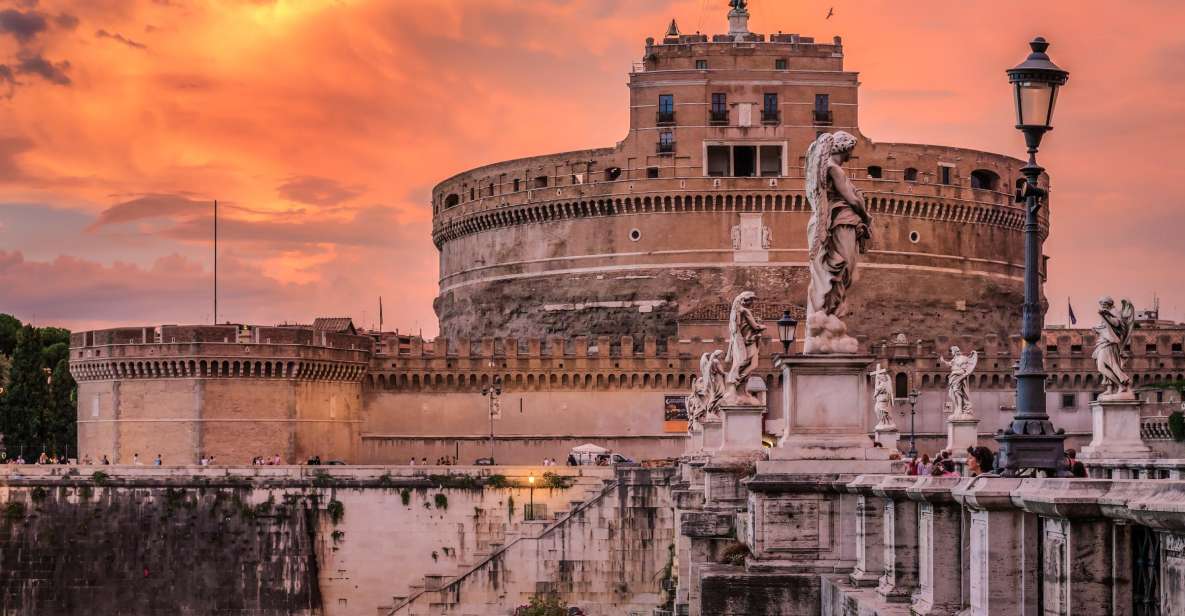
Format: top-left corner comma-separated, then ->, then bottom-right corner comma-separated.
214,199 -> 218,325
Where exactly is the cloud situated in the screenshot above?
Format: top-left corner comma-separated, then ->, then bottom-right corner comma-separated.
15,53 -> 70,85
53,13 -> 78,30
0,136 -> 33,180
88,193 -> 213,229
0,8 -> 47,43
96,28 -> 145,50
276,176 -> 363,206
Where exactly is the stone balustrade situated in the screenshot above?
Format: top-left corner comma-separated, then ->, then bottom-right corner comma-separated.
677,461 -> 1185,615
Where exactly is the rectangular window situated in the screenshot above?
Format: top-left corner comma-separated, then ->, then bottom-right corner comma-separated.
1060,393 -> 1076,408
658,94 -> 675,124
695,59 -> 708,70
710,93 -> 727,124
732,145 -> 756,177
646,166 -> 659,179
1147,343 -> 1158,354
775,58 -> 787,70
940,166 -> 952,185
707,145 -> 729,176
813,94 -> 832,124
533,175 -> 548,188
513,178 -> 521,191
762,93 -> 778,123
657,131 -> 674,154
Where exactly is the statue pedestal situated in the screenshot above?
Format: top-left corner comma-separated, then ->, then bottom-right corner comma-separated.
701,418 -> 723,452
687,425 -> 705,454
1079,399 -> 1157,460
767,355 -> 898,473
874,426 -> 900,451
727,8 -> 749,38
946,415 -> 980,454
720,404 -> 765,452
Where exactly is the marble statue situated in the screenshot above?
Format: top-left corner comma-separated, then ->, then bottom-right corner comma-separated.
728,0 -> 748,10
724,291 -> 765,404
686,377 -> 707,431
803,130 -> 871,354
940,346 -> 978,418
1093,296 -> 1135,400
872,364 -> 896,430
699,350 -> 727,418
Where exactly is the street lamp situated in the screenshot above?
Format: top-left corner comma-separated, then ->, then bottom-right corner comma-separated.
481,376 -> 503,463
527,474 -> 536,520
907,389 -> 919,459
994,37 -> 1069,475
777,310 -> 798,356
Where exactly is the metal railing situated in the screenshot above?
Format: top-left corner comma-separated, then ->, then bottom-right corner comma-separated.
656,110 -> 675,125
656,141 -> 676,155
761,110 -> 780,124
813,109 -> 833,125
709,110 -> 728,125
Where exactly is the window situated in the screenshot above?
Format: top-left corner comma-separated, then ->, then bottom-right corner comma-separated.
1173,342 -> 1183,354
695,59 -> 708,70
658,94 -> 675,124
707,145 -> 729,177
605,167 -> 622,181
513,178 -> 521,191
658,131 -> 675,154
444,193 -> 460,208
1071,344 -> 1083,353
775,58 -> 787,70
762,93 -> 779,123
469,187 -> 475,200
759,145 -> 782,177
1147,343 -> 1158,354
1157,391 -> 1165,403
646,166 -> 659,179
533,175 -> 548,188
1047,345 -> 1059,354
710,93 -> 728,124
867,165 -> 882,179
904,167 -> 918,182
894,373 -> 909,399
908,230 -> 920,243
707,143 -> 785,177
732,146 -> 756,177
814,94 -> 831,124
488,182 -> 494,196
1060,393 -> 1076,408
939,166 -> 952,185
970,169 -> 1000,191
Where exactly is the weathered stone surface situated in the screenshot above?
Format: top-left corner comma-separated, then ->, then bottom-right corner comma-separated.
699,567 -> 822,615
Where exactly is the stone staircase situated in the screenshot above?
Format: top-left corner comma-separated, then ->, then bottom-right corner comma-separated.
388,467 -> 674,616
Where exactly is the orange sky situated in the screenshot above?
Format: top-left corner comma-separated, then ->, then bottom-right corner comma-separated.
1,0 -> 1183,335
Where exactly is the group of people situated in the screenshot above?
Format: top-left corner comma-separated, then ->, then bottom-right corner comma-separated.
906,446 -> 997,478
250,454 -> 283,465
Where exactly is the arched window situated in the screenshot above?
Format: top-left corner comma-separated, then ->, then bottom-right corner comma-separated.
444,193 -> 460,208
904,167 -> 918,182
866,165 -> 882,179
894,373 -> 909,399
970,169 -> 1000,191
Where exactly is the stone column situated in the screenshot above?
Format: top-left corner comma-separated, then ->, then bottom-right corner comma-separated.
720,404 -> 764,452
906,476 -> 965,616
846,474 -> 888,588
1014,479 -> 1118,616
952,476 -> 1037,616
701,417 -> 723,452
874,426 -> 901,451
874,476 -> 921,603
1079,398 -> 1156,460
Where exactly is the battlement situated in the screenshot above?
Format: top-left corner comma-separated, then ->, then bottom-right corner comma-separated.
71,322 -> 374,353
641,31 -> 844,73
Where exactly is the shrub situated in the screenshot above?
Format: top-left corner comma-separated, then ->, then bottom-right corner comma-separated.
718,542 -> 750,566
540,472 -> 573,489
434,493 -> 448,510
400,488 -> 411,506
4,502 -> 26,522
331,530 -> 345,544
30,486 -> 48,502
91,471 -> 110,485
485,474 -> 511,489
1169,411 -> 1185,442
513,594 -> 568,616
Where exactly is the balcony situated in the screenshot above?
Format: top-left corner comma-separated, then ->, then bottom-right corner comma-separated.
709,110 -> 729,126
761,110 -> 780,125
813,109 -> 833,125
656,110 -> 675,126
656,141 -> 676,155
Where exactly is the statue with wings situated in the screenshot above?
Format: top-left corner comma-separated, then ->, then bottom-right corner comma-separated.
940,346 -> 978,418
698,350 -> 727,419
1093,297 -> 1135,400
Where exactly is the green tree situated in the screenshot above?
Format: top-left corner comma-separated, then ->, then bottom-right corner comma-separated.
47,358 -> 78,458
0,354 -> 10,391
0,325 -> 48,458
0,314 -> 20,357
41,341 -> 69,371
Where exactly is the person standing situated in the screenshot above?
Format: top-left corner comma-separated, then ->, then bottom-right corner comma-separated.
153,454 -> 162,466
133,453 -> 142,465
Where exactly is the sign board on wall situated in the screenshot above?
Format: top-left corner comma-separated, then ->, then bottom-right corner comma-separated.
664,395 -> 688,433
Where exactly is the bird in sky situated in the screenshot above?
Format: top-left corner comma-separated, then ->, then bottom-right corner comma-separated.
826,7 -> 834,19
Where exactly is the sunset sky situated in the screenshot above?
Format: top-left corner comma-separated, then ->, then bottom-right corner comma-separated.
1,0 -> 1183,335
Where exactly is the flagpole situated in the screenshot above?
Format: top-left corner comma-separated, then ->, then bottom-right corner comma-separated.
214,199 -> 218,325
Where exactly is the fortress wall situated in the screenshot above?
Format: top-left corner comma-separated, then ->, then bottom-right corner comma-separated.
0,465 -> 622,616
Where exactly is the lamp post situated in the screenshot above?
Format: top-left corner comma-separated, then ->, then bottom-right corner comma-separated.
777,310 -> 798,356
527,474 -> 536,521
481,376 -> 502,462
994,37 -> 1069,475
907,388 -> 919,459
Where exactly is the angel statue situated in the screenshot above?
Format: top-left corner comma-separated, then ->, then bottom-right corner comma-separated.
699,350 -> 727,418
803,130 -> 871,354
685,377 -> 707,432
940,346 -> 978,418
1093,297 -> 1135,400
871,365 -> 896,430
724,291 -> 765,404
728,0 -> 748,10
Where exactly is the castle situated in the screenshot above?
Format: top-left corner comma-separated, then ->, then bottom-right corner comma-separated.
68,11 -> 1185,465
